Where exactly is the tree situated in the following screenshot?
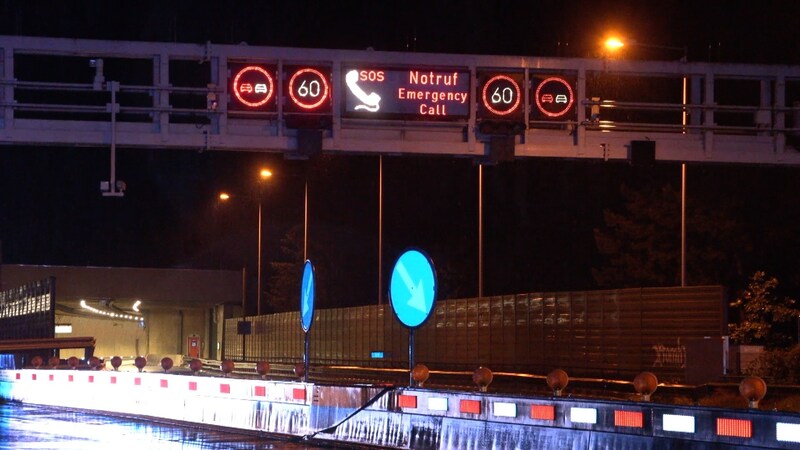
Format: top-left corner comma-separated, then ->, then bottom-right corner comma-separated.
593,184 -> 681,287
592,182 -> 750,288
265,225 -> 303,313
729,271 -> 798,348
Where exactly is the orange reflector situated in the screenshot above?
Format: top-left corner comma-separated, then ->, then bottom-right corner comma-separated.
531,405 -> 555,421
460,399 -> 481,414
254,386 -> 266,397
188,381 -> 197,391
717,418 -> 752,438
160,379 -> 168,388
615,410 -> 644,428
293,388 -> 306,400
398,394 -> 418,409
220,384 -> 230,394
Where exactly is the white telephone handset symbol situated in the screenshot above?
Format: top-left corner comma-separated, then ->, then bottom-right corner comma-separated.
346,70 -> 381,112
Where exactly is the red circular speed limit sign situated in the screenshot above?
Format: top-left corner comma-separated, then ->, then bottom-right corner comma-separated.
481,74 -> 522,116
288,67 -> 330,110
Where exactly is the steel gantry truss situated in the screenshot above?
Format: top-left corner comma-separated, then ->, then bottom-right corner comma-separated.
1,35 -> 800,167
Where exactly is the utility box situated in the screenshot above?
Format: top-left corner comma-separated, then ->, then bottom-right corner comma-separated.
685,337 -> 725,385
187,334 -> 201,359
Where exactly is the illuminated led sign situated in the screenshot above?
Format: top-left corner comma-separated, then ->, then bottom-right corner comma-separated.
478,72 -> 523,119
343,67 -> 470,120
531,76 -> 575,119
285,66 -> 331,113
229,64 -> 277,112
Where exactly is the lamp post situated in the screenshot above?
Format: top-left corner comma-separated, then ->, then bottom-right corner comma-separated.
219,167 -> 273,316
257,169 -> 272,315
604,36 -> 688,286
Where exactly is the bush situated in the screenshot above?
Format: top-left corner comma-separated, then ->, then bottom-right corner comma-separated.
746,345 -> 800,384
729,271 -> 798,348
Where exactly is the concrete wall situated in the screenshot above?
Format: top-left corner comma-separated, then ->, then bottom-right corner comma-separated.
1,264 -> 244,361
144,309 -> 209,359
55,308 -> 214,361
55,314 -> 147,360
1,265 -> 242,307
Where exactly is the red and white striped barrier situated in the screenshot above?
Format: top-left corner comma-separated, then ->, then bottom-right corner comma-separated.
2,370 -> 799,449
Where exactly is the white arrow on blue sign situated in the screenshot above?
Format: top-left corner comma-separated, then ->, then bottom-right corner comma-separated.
390,249 -> 436,329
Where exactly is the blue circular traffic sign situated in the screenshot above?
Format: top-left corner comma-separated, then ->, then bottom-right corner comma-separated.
300,260 -> 315,332
389,249 -> 436,329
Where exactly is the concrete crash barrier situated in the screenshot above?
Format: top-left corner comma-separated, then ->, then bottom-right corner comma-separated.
2,369 -> 800,449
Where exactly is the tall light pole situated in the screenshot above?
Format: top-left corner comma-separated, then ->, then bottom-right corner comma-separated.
219,167 -> 273,316
378,155 -> 384,305
257,168 -> 272,315
478,164 -> 484,299
604,36 -> 688,286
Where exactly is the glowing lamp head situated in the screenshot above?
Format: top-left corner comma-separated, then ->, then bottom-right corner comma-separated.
605,37 -> 626,51
218,192 -> 230,201
259,168 -> 272,180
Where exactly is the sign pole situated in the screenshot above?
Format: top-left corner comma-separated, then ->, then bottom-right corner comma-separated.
408,329 -> 415,387
389,249 -> 436,389
303,331 -> 310,383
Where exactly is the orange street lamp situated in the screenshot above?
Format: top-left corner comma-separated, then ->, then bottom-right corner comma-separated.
219,192 -> 231,201
604,37 -> 625,51
603,36 -> 687,62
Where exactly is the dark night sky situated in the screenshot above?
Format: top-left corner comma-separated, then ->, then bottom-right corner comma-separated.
1,1 -> 800,309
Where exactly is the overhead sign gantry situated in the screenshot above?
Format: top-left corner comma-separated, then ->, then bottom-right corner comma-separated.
1,35 -> 799,166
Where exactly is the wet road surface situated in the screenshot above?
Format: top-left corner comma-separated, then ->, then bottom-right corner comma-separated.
0,402 -> 338,449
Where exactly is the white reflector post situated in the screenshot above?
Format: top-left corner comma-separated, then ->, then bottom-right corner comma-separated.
663,414 -> 696,433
